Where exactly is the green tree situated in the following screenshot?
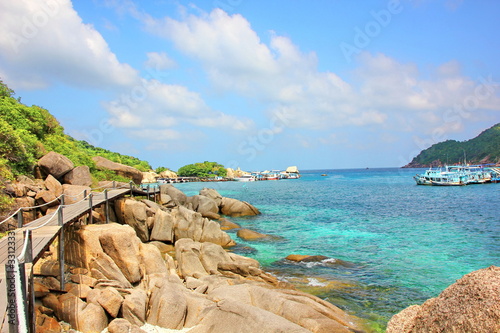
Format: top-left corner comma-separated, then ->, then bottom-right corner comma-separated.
178,161 -> 226,178
0,158 -> 14,216
0,79 -> 154,181
407,123 -> 500,166
0,79 -> 14,98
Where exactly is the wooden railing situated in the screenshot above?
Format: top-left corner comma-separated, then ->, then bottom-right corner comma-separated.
0,182 -> 160,332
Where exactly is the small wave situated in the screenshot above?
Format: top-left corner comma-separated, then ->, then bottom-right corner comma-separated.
307,278 -> 328,287
304,261 -> 324,268
322,258 -> 339,264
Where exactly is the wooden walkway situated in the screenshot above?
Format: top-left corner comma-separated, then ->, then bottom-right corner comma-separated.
0,186 -> 160,332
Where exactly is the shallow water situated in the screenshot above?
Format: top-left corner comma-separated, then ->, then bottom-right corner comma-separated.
174,168 -> 500,330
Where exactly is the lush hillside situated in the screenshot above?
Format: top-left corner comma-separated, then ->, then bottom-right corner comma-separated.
177,161 -> 227,178
0,80 -> 152,180
404,123 -> 500,167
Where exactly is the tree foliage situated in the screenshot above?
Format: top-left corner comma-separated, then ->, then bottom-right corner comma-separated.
0,79 -> 14,99
177,161 -> 227,178
0,80 -> 154,179
155,166 -> 171,174
407,123 -> 500,166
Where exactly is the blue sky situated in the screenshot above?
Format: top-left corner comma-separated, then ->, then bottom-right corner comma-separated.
1,0 -> 499,171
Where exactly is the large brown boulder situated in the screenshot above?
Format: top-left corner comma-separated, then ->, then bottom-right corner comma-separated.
34,190 -> 58,209
171,206 -> 235,247
141,171 -> 158,184
190,195 -> 219,218
87,287 -> 124,318
122,289 -> 148,327
387,266 -> 500,333
92,156 -> 143,184
63,165 -> 92,186
99,230 -> 142,283
199,188 -> 223,207
38,152 -> 74,179
189,298 -> 310,333
159,184 -> 187,206
42,293 -> 108,332
61,184 -> 91,205
220,197 -> 260,217
204,284 -> 365,333
175,239 -> 271,285
0,197 -> 37,230
64,223 -> 169,288
114,198 -> 149,242
150,209 -> 174,242
146,276 -> 188,329
44,174 -> 63,197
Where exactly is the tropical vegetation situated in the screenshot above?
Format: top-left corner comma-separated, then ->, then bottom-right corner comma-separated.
177,161 -> 227,178
0,79 -> 162,214
405,123 -> 500,167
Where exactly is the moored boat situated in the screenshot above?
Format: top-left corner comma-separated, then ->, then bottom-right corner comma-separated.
413,164 -> 495,186
234,174 -> 256,182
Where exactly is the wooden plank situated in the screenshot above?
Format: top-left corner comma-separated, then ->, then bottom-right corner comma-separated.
0,187 -> 139,329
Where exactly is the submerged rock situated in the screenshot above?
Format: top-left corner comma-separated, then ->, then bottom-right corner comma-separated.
237,228 -> 268,240
218,217 -> 241,230
285,254 -> 356,267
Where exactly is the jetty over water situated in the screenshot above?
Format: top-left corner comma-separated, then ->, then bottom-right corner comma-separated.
0,182 -> 159,332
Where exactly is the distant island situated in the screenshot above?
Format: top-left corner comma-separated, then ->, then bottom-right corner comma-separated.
403,123 -> 500,168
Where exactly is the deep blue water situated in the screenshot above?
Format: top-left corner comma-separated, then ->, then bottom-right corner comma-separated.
174,168 -> 500,330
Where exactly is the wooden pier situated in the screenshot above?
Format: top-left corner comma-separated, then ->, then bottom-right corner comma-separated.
0,184 -> 160,332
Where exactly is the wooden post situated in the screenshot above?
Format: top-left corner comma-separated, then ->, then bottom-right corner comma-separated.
58,196 -> 65,291
17,209 -> 23,228
105,189 -> 109,224
130,182 -> 134,198
83,189 -> 88,200
23,229 -> 35,333
23,229 -> 33,263
88,193 -> 93,225
113,181 -> 116,189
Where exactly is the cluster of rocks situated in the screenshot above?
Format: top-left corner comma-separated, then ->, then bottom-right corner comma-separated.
31,186 -> 367,332
2,171 -> 94,232
10,151 -> 364,332
8,151 -> 500,332
141,169 -> 178,184
1,151 -> 149,231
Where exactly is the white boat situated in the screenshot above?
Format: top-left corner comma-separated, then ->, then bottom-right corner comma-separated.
234,174 -> 255,182
413,165 -> 493,186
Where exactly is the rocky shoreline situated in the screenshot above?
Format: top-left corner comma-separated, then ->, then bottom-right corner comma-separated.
3,151 -> 500,332
29,187 -> 368,332
0,152 -> 365,332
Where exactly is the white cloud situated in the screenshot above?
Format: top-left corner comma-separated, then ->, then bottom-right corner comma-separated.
0,0 -> 137,89
103,80 -> 254,140
143,8 -> 500,138
0,1 -> 252,141
144,52 -> 176,70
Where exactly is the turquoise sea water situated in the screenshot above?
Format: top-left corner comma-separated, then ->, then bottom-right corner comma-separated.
174,168 -> 500,330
